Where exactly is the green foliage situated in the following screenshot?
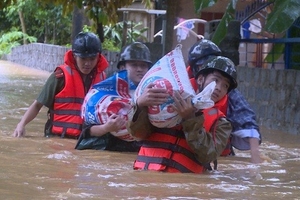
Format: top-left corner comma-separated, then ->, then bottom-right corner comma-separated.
103,21 -> 148,49
81,23 -> 147,52
193,0 -> 238,45
2,0 -> 72,45
0,9 -> 11,32
82,0 -> 152,25
1,0 -> 152,48
81,25 -> 119,51
194,0 -> 217,14
194,0 -> 300,67
82,25 -> 92,33
194,0 -> 300,41
265,26 -> 300,70
265,0 -> 300,34
82,24 -> 120,51
10,0 -> 152,25
211,0 -> 236,46
0,30 -> 37,57
102,39 -> 120,52
264,43 -> 285,64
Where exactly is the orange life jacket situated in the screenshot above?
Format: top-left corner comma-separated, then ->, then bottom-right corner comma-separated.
134,103 -> 226,173
51,65 -> 106,138
186,65 -> 194,79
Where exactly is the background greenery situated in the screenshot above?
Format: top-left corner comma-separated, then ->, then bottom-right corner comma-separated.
1,0 -> 300,68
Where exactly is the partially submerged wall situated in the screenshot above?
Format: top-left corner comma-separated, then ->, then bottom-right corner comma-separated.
6,43 -> 119,76
237,67 -> 300,134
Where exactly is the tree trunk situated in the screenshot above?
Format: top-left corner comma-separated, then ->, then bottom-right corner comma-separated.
164,0 -> 178,53
121,11 -> 128,49
53,23 -> 56,44
96,22 -> 104,43
18,10 -> 27,44
71,6 -> 85,44
44,22 -> 48,43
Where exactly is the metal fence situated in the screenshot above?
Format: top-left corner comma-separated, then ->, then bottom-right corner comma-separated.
239,38 -> 300,70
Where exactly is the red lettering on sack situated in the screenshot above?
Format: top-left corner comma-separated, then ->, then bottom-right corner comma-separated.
148,105 -> 160,114
167,105 -> 175,113
153,79 -> 173,95
169,57 -> 183,91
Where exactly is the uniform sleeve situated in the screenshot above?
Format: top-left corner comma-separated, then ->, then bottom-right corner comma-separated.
80,123 -> 93,139
182,115 -> 232,164
36,72 -> 64,109
127,106 -> 154,140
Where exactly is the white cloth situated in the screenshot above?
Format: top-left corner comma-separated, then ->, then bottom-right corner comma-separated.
249,19 -> 262,33
176,18 -> 195,42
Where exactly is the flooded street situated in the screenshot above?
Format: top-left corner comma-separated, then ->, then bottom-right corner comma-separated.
0,60 -> 300,200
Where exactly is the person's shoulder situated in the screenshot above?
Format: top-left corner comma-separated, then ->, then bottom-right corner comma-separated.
228,88 -> 245,100
54,68 -> 64,79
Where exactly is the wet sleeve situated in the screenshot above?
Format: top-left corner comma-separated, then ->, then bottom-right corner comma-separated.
227,89 -> 259,131
227,89 -> 261,149
182,115 -> 232,164
80,123 -> 93,139
36,72 -> 64,108
127,106 -> 153,140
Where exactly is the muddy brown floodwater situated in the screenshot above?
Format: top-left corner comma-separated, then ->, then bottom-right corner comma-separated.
0,60 -> 300,200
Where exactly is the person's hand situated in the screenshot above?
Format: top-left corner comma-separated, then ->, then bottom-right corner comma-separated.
104,114 -> 127,133
172,91 -> 196,120
13,123 -> 26,137
249,138 -> 263,164
136,83 -> 169,107
250,146 -> 263,163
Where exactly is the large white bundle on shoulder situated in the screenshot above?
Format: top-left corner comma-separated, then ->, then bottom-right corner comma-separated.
134,45 -> 215,128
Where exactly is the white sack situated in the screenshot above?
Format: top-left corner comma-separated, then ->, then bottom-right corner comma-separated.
134,45 -> 214,128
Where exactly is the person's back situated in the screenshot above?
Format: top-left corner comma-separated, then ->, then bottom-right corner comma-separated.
128,56 -> 238,173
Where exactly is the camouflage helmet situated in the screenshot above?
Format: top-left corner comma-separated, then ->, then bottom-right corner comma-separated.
117,42 -> 152,69
72,32 -> 102,58
188,39 -> 221,77
196,56 -> 238,91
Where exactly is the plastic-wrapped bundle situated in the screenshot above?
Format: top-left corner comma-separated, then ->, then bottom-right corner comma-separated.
81,70 -> 136,141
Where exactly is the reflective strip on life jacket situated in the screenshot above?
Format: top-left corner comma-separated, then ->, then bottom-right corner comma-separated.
134,127 -> 207,173
136,155 -> 195,173
134,89 -> 230,173
51,65 -> 104,138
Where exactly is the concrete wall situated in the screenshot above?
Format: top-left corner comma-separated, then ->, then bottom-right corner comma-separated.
5,43 -> 300,135
237,67 -> 300,134
6,43 -> 119,76
6,43 -> 68,72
